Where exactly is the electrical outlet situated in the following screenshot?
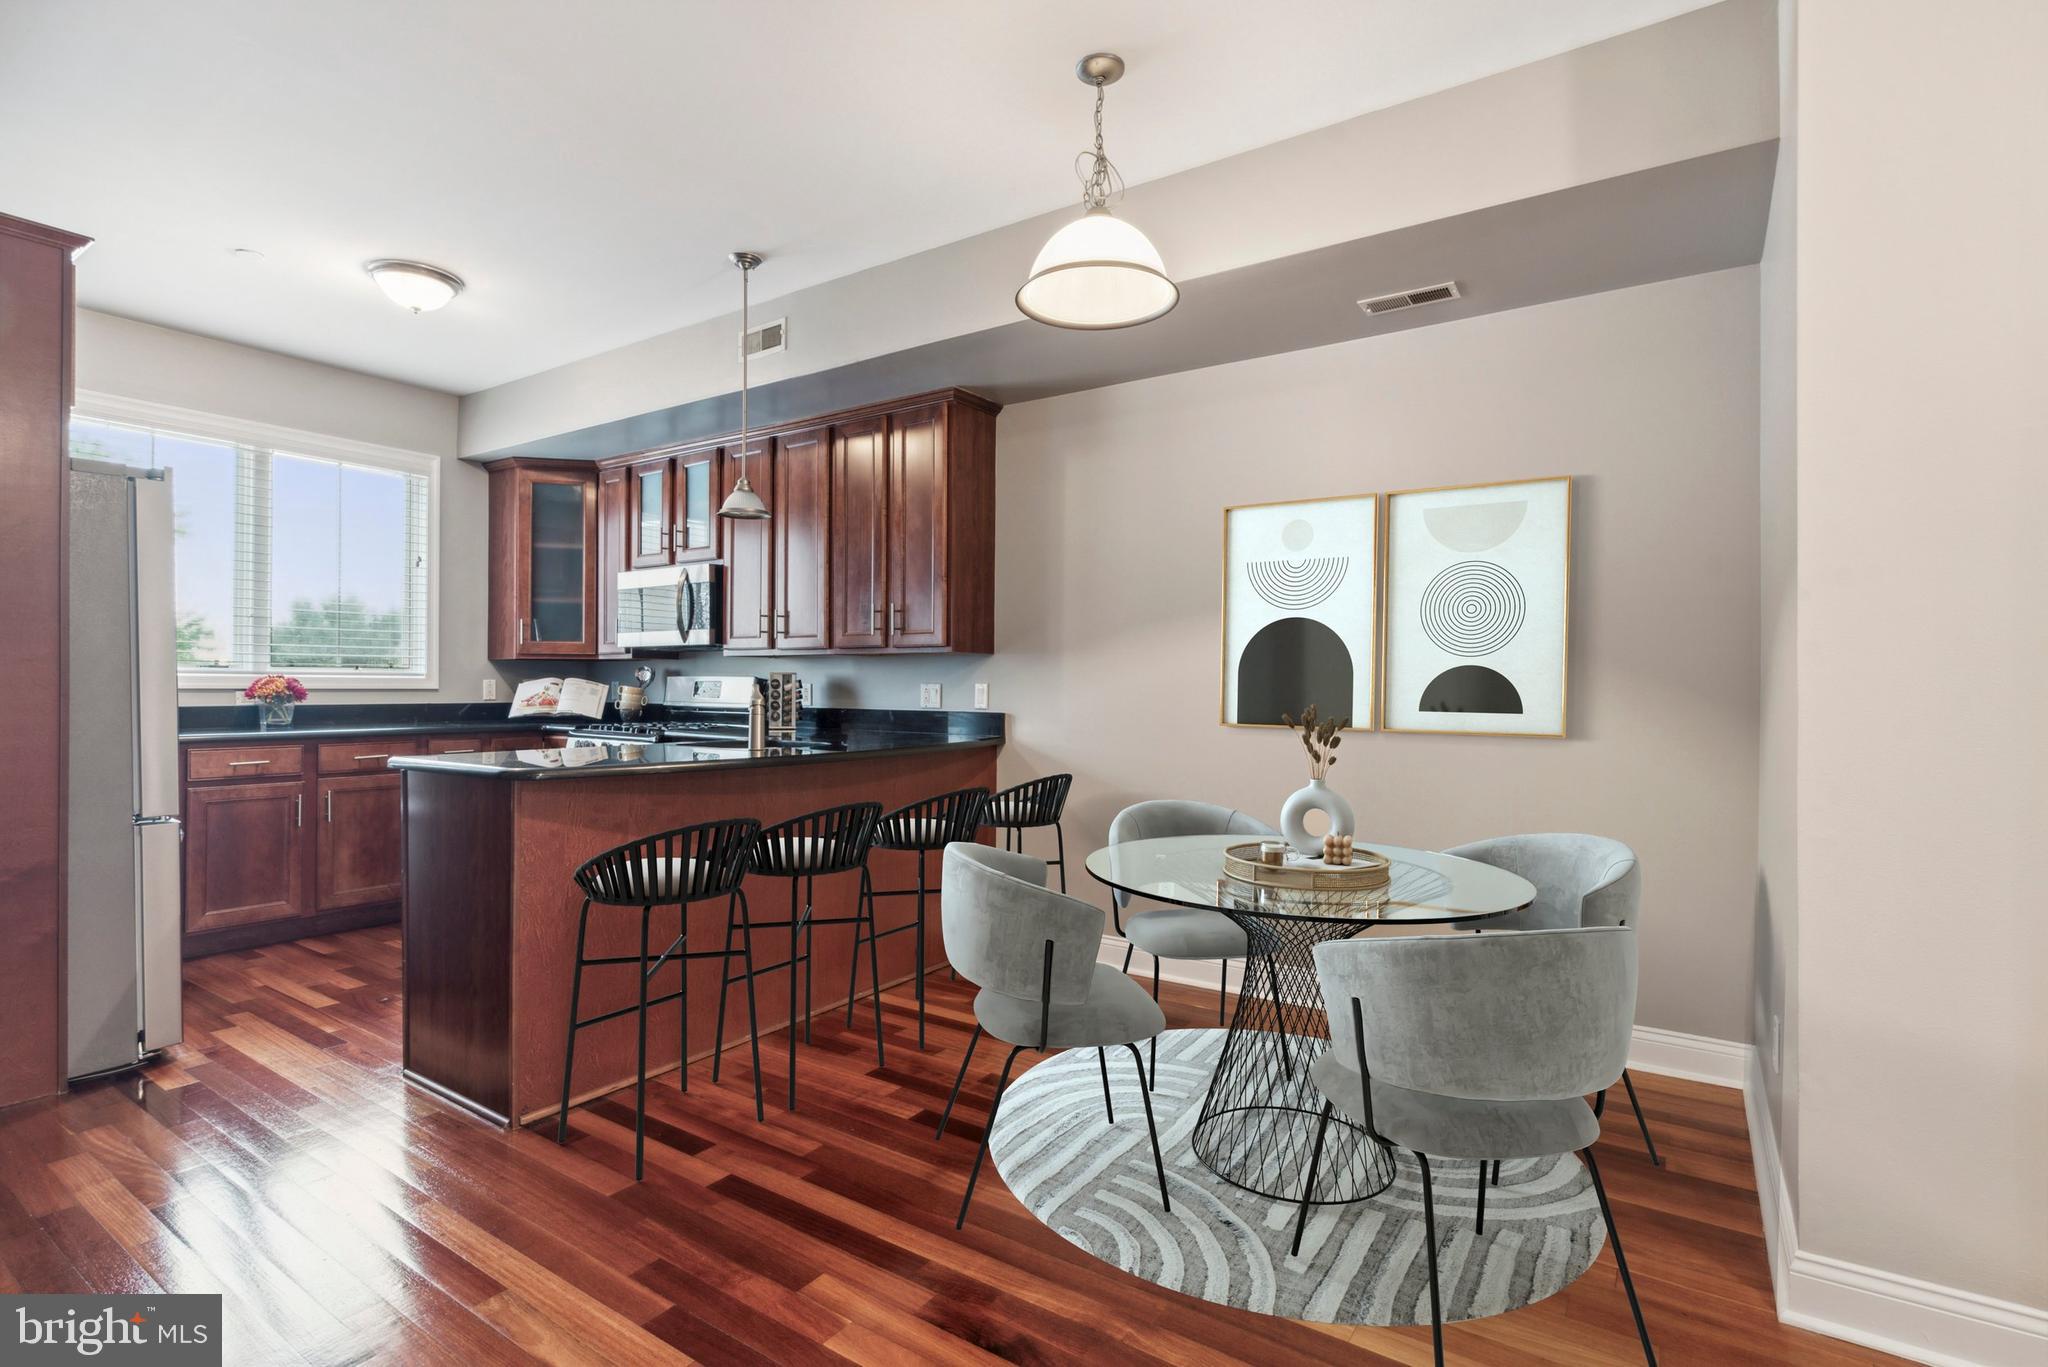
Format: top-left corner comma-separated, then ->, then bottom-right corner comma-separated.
973,682 -> 989,709
480,679 -> 498,701
919,683 -> 942,709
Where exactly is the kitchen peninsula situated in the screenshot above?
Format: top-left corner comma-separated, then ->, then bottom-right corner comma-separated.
392,710 -> 1002,1126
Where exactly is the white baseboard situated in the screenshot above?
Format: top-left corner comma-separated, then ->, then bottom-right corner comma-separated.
1103,932 -> 2048,1365
1745,1052 -> 2048,1366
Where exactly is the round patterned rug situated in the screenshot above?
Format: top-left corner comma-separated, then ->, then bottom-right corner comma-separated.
987,1028 -> 1606,1325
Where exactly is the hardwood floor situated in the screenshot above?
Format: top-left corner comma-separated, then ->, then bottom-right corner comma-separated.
0,927 -> 1897,1365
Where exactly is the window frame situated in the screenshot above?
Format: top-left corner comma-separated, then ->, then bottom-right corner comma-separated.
73,390 -> 443,692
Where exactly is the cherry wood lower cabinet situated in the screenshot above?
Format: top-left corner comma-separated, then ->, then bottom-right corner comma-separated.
183,779 -> 308,934
316,773 -> 404,910
179,729 -> 546,958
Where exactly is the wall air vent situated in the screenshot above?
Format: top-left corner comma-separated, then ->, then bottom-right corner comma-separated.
742,317 -> 786,359
1357,281 -> 1462,316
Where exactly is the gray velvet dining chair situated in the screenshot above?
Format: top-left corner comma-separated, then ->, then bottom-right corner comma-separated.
1108,800 -> 1280,1028
1444,833 -> 1662,1166
935,842 -> 1170,1230
1293,927 -> 1656,1366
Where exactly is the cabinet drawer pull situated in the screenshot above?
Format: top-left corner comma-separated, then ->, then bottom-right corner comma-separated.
295,794 -> 303,828
891,602 -> 902,632
443,747 -> 476,754
325,790 -> 334,822
518,618 -> 526,646
352,753 -> 392,762
226,758 -> 272,767
872,603 -> 884,632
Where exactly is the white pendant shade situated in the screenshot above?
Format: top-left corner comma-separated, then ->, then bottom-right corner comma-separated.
718,473 -> 769,520
1016,208 -> 1178,330
365,260 -> 463,314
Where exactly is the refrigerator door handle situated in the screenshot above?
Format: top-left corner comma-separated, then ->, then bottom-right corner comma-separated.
133,813 -> 183,841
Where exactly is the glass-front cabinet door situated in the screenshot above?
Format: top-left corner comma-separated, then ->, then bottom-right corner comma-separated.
629,456 -> 672,568
675,448 -> 721,563
521,469 -> 597,654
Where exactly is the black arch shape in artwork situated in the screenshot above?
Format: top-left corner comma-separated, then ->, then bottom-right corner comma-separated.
1419,664 -> 1524,714
1236,617 -> 1354,724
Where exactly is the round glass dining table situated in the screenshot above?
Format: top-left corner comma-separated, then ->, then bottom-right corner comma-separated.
1085,834 -> 1536,1204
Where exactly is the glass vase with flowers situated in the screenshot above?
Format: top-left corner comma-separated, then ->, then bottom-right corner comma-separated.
243,674 -> 309,729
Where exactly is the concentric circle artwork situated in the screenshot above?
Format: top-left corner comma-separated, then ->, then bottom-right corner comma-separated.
1247,556 -> 1349,611
1419,560 -> 1526,656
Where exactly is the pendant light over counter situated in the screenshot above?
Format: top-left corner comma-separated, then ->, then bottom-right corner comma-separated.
1016,53 -> 1179,331
717,250 -> 771,521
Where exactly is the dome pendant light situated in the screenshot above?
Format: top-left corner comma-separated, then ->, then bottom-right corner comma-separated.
1016,53 -> 1178,331
717,250 -> 771,521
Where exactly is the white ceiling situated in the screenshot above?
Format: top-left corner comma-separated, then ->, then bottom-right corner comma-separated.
0,0 -> 1715,395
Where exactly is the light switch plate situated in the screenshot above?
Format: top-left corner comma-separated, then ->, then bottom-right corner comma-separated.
920,683 -> 942,709
973,682 -> 989,709
481,679 -> 498,701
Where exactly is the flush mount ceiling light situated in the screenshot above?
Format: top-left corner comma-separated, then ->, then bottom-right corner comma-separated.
364,259 -> 464,314
717,251 -> 771,521
1016,53 -> 1178,331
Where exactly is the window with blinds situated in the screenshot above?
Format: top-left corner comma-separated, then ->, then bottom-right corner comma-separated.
70,414 -> 433,682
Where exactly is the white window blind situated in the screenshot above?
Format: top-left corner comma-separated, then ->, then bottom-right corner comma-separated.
70,414 -> 433,681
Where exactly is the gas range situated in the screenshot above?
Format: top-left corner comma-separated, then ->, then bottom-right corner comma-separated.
544,719 -> 839,752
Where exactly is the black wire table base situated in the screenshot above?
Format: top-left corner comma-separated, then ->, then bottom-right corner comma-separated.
1190,913 -> 1395,1204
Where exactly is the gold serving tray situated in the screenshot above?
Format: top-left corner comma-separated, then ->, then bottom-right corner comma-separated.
1222,842 -> 1391,891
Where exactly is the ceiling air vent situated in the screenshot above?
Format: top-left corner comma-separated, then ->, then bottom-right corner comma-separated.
742,317 -> 786,359
1357,281 -> 1461,316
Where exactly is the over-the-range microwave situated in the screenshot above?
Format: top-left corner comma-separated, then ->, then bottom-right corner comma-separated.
616,563 -> 722,649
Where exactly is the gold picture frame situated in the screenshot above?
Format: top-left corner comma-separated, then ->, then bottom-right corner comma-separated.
1218,492 -> 1379,731
1377,475 -> 1571,738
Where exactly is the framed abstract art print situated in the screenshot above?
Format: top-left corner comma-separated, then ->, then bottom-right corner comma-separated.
1380,476 -> 1570,737
1219,493 -> 1376,730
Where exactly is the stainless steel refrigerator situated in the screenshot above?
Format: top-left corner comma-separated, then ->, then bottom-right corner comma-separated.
66,457 -> 182,1080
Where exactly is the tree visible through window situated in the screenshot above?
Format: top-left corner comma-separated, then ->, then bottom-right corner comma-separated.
70,415 -> 431,680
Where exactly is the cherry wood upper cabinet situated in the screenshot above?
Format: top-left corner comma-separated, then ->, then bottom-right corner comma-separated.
886,400 -> 996,653
486,459 -> 599,659
673,448 -> 722,564
773,424 -> 832,651
831,416 -> 889,650
625,447 -> 722,570
567,387 -> 999,659
721,439 -> 775,652
627,455 -> 673,569
596,464 -> 627,658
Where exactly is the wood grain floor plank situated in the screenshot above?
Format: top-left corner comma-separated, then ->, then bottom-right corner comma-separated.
0,926 -> 1905,1366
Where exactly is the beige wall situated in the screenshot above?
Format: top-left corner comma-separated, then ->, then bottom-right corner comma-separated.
1753,0 -> 1800,1214
1792,0 -> 2047,1310
990,269 -> 1762,1042
72,310 -> 514,706
626,271 -> 1764,1041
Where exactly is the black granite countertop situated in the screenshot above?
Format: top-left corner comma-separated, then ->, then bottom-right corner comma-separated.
178,701 -> 1004,747
389,731 -> 1000,780
177,701 -> 546,743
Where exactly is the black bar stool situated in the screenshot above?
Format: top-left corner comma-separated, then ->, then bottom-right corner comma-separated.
710,801 -> 885,1111
983,773 -> 1074,892
860,786 -> 989,1050
555,816 -> 763,1179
